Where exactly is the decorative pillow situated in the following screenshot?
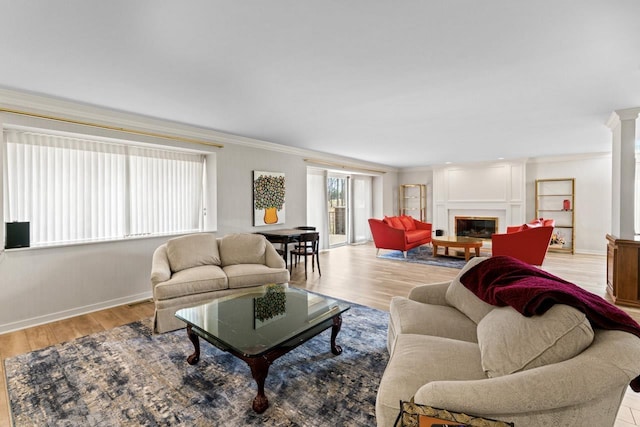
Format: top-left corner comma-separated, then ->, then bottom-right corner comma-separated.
219,233 -> 267,266
476,304 -> 594,378
444,257 -> 496,324
385,216 -> 405,230
399,215 -> 416,231
165,233 -> 221,273
523,221 -> 542,229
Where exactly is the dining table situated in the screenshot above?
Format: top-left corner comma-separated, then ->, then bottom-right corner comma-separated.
256,229 -> 318,270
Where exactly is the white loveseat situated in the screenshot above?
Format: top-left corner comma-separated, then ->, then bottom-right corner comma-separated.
376,257 -> 640,427
150,232 -> 290,333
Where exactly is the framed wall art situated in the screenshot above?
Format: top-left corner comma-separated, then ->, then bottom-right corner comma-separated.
253,171 -> 285,226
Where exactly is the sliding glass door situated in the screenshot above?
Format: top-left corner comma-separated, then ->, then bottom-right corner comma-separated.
327,175 -> 348,247
307,167 -> 373,249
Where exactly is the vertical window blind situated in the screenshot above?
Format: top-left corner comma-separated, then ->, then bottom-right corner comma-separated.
3,127 -> 205,246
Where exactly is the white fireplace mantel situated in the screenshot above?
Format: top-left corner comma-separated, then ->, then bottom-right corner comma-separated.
432,161 -> 526,236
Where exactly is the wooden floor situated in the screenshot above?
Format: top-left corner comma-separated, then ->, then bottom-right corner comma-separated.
2,243 -> 640,426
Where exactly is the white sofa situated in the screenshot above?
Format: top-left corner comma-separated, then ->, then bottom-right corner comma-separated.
150,233 -> 290,333
376,257 -> 640,427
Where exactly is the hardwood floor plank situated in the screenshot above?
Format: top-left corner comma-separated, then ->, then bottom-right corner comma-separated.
90,307 -> 129,330
0,330 -> 30,359
50,318 -> 86,344
0,364 -> 10,427
24,324 -> 57,352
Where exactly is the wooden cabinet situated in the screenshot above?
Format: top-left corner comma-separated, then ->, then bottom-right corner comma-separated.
606,234 -> 640,308
399,184 -> 426,221
535,178 -> 575,254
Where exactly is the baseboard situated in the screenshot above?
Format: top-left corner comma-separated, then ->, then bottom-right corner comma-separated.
0,291 -> 153,334
574,249 -> 607,256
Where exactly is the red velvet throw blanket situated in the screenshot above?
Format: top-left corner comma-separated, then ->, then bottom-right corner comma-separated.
460,255 -> 640,391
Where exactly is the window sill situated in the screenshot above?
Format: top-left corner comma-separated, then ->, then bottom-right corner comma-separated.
3,230 -> 214,252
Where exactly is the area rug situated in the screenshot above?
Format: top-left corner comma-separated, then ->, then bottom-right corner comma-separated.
5,303 -> 389,427
377,245 -> 468,269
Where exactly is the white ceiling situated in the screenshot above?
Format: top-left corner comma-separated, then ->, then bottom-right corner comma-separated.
1,1 -> 639,168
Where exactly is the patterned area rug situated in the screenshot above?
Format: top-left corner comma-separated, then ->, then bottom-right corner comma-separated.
5,303 -> 389,426
378,245 -> 468,269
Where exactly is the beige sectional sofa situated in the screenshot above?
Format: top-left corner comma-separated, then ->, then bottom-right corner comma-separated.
377,257 -> 640,427
150,232 -> 290,333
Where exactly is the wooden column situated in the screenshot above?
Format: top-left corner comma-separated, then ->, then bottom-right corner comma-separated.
607,234 -> 640,308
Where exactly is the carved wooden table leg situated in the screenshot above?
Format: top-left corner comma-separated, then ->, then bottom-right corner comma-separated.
246,356 -> 271,413
186,325 -> 200,365
331,314 -> 343,355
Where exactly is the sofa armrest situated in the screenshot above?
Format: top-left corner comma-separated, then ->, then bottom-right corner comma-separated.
264,240 -> 286,269
150,244 -> 172,287
415,350 -> 634,417
407,281 -> 451,305
368,218 -> 407,247
414,220 -> 432,232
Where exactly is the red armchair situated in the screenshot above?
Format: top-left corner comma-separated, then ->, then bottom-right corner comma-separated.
368,216 -> 432,257
491,225 -> 554,266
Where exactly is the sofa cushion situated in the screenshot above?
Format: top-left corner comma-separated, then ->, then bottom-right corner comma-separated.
524,221 -> 542,229
384,216 -> 405,230
223,264 -> 290,289
405,230 -> 430,244
476,304 -> 594,378
153,265 -> 228,300
166,233 -> 221,273
219,233 -> 267,266
445,257 -> 496,323
399,215 -> 416,231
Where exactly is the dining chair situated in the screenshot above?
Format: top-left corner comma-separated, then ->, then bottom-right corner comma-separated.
294,226 -> 317,251
289,232 -> 321,280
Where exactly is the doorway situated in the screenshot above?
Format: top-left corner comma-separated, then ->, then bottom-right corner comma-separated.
327,175 -> 348,247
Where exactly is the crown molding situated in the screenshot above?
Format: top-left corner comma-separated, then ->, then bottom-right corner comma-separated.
526,151 -> 611,164
0,87 -> 225,146
0,87 -> 397,173
607,107 -> 640,129
398,165 -> 433,173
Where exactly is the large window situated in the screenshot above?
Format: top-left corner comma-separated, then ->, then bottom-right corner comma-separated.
3,126 -> 205,246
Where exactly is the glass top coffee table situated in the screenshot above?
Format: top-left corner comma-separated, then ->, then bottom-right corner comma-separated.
175,284 -> 350,413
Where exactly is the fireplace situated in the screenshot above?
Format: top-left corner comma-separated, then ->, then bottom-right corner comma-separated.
455,216 -> 498,239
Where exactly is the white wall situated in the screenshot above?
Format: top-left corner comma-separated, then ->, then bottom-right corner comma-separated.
526,153 -> 611,255
0,237 -> 165,332
215,144 -> 308,235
